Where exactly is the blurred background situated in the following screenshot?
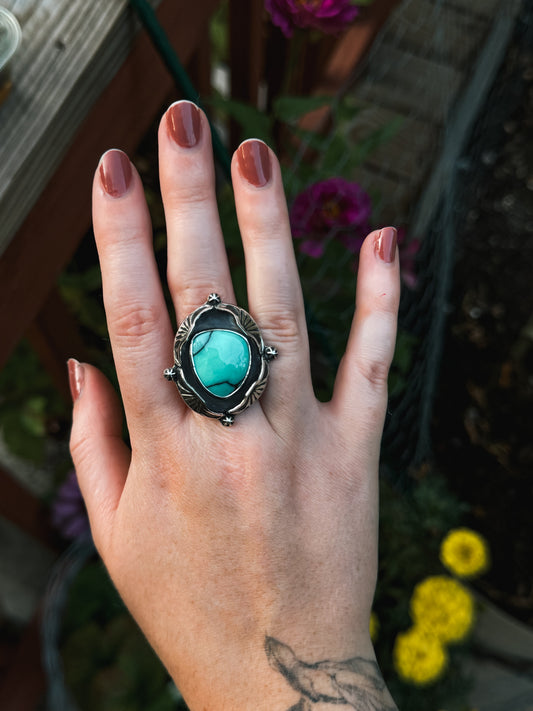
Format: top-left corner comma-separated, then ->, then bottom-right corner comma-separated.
0,0 -> 532,709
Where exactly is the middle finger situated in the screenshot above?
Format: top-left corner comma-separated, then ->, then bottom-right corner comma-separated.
159,101 -> 235,323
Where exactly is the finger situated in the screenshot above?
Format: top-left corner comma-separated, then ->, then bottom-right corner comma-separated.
159,101 -> 235,324
232,140 -> 314,424
68,360 -> 131,555
330,227 -> 400,459
93,149 -> 179,434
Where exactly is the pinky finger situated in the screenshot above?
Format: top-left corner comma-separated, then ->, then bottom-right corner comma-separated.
330,228 -> 400,449
69,360 -> 131,554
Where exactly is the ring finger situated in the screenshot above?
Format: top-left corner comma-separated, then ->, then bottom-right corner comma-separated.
232,140 -> 315,427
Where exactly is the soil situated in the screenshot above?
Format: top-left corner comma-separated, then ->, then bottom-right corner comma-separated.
432,5 -> 533,626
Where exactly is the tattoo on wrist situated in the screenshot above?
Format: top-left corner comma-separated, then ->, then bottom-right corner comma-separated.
265,636 -> 398,711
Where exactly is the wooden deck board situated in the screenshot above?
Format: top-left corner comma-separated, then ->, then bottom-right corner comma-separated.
379,0 -> 489,69
349,103 -> 439,181
0,0 -> 220,369
351,167 -> 416,226
445,0 -> 502,20
355,44 -> 463,125
0,0 -> 152,256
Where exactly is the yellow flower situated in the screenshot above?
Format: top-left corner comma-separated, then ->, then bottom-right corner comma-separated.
393,627 -> 448,685
369,612 -> 379,642
440,528 -> 490,579
410,575 -> 474,643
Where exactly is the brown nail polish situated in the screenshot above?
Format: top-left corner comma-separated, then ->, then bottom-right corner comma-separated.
237,140 -> 271,187
167,101 -> 201,148
377,227 -> 397,263
67,359 -> 84,401
99,149 -> 132,197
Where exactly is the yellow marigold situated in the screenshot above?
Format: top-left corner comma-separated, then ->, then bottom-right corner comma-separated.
369,611 -> 379,642
393,627 -> 448,686
440,528 -> 490,579
410,575 -> 474,643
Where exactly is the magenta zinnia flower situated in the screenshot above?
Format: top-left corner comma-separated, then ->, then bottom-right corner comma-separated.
290,177 -> 371,257
265,0 -> 360,37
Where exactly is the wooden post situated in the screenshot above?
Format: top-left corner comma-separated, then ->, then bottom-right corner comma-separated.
229,0 -> 265,149
26,287 -> 89,404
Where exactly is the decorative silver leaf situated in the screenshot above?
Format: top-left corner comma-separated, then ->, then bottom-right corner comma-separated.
177,382 -> 205,414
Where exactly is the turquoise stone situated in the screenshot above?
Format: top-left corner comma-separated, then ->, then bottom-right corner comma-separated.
191,330 -> 250,397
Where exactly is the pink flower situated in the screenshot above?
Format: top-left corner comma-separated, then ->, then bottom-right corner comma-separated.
265,0 -> 360,37
290,177 -> 371,257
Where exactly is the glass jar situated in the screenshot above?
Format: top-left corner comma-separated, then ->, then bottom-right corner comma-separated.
0,7 -> 21,106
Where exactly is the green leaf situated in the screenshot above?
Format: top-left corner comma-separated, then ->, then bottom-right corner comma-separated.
273,95 -> 334,123
334,95 -> 366,125
207,95 -> 273,144
348,116 -> 404,168
19,396 -> 47,436
317,132 -> 352,175
58,265 -> 102,292
145,690 -> 178,711
2,411 -> 45,463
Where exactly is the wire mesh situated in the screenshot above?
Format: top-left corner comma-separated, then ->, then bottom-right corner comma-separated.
285,0 -> 527,475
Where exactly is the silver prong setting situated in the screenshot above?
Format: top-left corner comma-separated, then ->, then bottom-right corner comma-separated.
207,293 -> 221,306
263,346 -> 278,362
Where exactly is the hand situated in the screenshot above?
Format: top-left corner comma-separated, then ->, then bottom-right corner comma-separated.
69,100 -> 400,711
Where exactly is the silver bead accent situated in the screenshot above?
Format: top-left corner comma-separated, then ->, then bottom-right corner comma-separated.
207,293 -> 221,306
220,414 -> 235,427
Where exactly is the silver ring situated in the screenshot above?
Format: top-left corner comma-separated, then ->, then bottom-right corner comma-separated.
164,294 -> 278,426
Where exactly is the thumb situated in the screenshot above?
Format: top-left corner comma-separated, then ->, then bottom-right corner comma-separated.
68,359 -> 130,554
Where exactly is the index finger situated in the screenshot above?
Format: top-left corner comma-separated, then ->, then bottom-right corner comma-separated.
93,149 -> 182,437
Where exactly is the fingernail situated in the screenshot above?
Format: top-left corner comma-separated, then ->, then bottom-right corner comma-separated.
237,139 -> 271,187
377,227 -> 397,263
167,101 -> 202,148
67,359 -> 84,401
99,149 -> 132,197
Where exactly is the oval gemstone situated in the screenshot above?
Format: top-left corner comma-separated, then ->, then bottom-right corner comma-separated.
191,330 -> 251,397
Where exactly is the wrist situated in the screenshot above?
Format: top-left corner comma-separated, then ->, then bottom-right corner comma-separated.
170,633 -> 397,711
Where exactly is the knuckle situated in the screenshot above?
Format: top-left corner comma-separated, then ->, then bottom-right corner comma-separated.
244,216 -> 282,245
169,277 -> 226,317
165,173 -> 214,210
257,309 -> 302,345
99,225 -> 150,255
357,355 -> 391,388
69,428 -> 92,469
375,290 -> 399,315
108,301 -> 162,346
